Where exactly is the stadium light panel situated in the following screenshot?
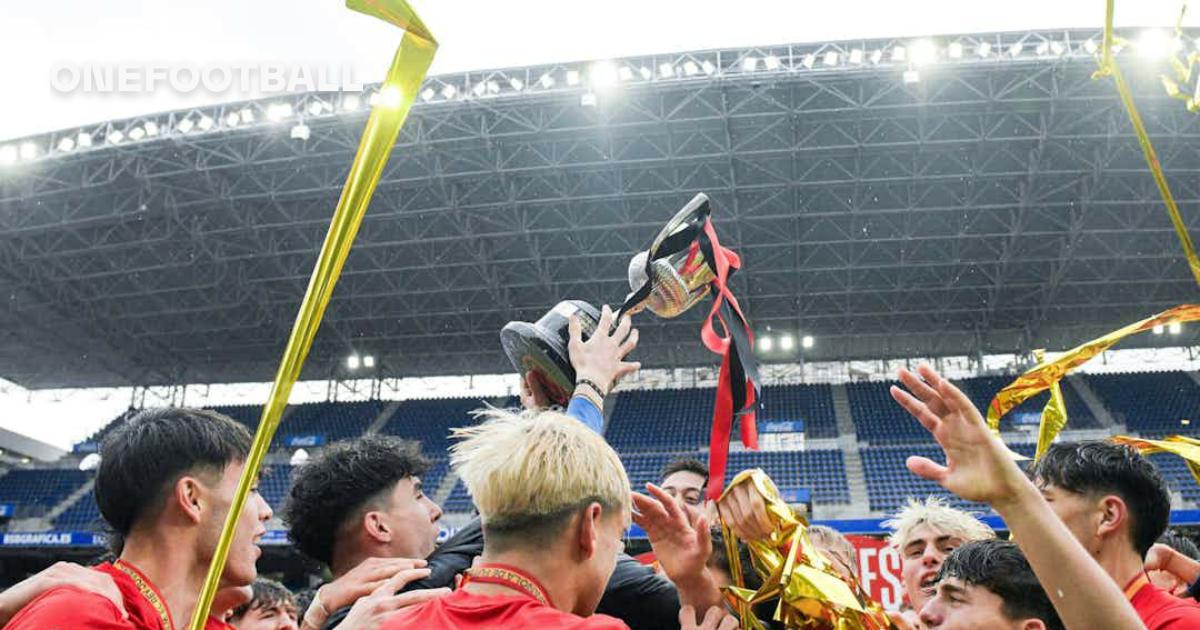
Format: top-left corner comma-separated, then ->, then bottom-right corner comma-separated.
77,132 -> 93,147
590,61 -> 618,88
1153,324 -> 1165,335
659,62 -> 675,78
290,123 -> 311,140
978,41 -> 992,57
948,42 -> 964,59
742,56 -> 758,72
618,66 -> 634,82
129,126 -> 146,140
701,60 -> 716,75
891,46 -> 907,62
197,115 -> 214,131
363,355 -> 376,368
779,334 -> 795,351
566,69 -> 581,86
107,130 -> 124,145
903,69 -> 920,83
1084,38 -> 1098,54
224,112 -> 240,127
823,51 -> 839,66
801,54 -> 816,69
342,94 -> 362,111
580,92 -> 598,107
1137,29 -> 1176,59
57,137 -> 75,152
683,60 -> 700,76
870,49 -> 884,64
0,145 -> 17,165
802,335 -> 815,349
509,77 -> 524,91
539,73 -> 555,89
1035,42 -> 1050,57
758,335 -> 774,352
486,80 -> 500,94
764,54 -> 781,70
267,102 -> 293,121
19,142 -> 37,159
1009,42 -> 1024,56
911,39 -> 937,66
1050,41 -> 1066,56
380,85 -> 404,106
849,49 -> 864,64
472,82 -> 486,97
440,84 -> 457,99
177,117 -> 195,133
236,109 -> 255,125
420,87 -> 436,102
638,66 -> 652,80
144,121 -> 159,136
307,101 -> 326,115
347,354 -> 361,369
1170,321 -> 1183,335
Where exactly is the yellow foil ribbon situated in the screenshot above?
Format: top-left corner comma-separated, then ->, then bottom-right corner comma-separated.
1032,349 -> 1069,461
1112,435 -> 1200,485
1093,0 -> 1200,286
987,305 -> 1200,431
719,469 -> 894,629
187,3 -> 437,629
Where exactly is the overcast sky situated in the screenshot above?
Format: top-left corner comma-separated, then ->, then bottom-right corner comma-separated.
1,0 -> 1195,141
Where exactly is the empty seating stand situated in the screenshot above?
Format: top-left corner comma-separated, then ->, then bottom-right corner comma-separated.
1086,371 -> 1200,436
758,383 -> 839,439
0,469 -> 91,520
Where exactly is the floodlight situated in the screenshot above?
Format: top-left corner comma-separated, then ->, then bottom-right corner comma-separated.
347,354 -> 361,369
224,112 -> 240,127
19,142 -> 37,159
659,62 -> 675,78
948,42 -> 964,59
764,55 -> 781,70
363,355 -> 376,368
509,77 -> 524,90
539,73 -> 555,88
1153,324 -> 1165,335
308,101 -> 326,115
177,117 -> 195,133
892,46 -> 907,62
911,39 -> 937,65
107,130 -> 124,145
290,123 -> 311,140
618,66 -> 633,82
701,60 -> 716,75
197,115 -> 214,131
683,60 -> 700,76
0,146 -> 16,165
342,94 -> 362,111
129,126 -> 146,140
758,335 -> 774,352
440,84 -> 457,99
802,335 -> 814,349
267,102 -> 293,121
591,60 -> 619,88
57,137 -> 75,152
849,49 -> 864,64
978,41 -> 992,57
580,92 -> 598,107
742,57 -> 758,72
566,70 -> 581,85
823,51 -> 839,66
1170,321 -> 1183,334
779,334 -> 795,351
77,132 -> 93,147
144,121 -> 160,136
903,69 -> 920,83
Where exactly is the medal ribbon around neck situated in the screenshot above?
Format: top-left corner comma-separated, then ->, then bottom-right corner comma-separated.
463,563 -> 555,608
114,560 -> 175,630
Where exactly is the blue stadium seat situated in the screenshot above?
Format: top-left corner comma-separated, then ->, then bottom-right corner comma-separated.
1086,371 -> 1200,436
862,443 -> 1036,514
0,469 -> 91,520
758,384 -> 840,439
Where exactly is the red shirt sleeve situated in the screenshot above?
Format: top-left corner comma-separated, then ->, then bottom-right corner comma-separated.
6,586 -> 136,630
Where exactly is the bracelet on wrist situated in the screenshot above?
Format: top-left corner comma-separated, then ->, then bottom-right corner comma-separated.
575,377 -> 607,399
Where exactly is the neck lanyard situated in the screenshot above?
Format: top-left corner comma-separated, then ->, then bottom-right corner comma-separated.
113,559 -> 175,630
462,563 -> 554,608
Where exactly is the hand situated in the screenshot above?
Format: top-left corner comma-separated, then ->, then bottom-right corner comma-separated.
889,365 -> 1033,510
716,479 -> 773,542
317,557 -> 430,612
1146,543 -> 1200,585
633,483 -> 713,584
518,373 -> 551,410
568,304 -> 640,396
679,605 -> 739,630
336,568 -> 449,630
0,562 -> 125,624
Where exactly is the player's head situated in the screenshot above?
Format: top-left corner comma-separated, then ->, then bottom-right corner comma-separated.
920,539 -> 1063,630
810,524 -> 857,581
228,578 -> 299,630
884,497 -> 995,611
1029,441 -> 1170,561
283,435 -> 441,573
96,407 -> 270,586
659,457 -> 708,511
453,408 -> 631,616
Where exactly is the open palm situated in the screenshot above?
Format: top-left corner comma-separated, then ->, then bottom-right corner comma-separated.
889,365 -> 1028,507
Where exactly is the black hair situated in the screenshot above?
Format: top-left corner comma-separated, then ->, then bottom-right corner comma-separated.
283,435 -> 430,566
937,540 -> 1063,630
95,407 -> 251,537
1030,441 -> 1170,557
1158,530 -> 1200,561
230,578 -> 296,620
660,457 -> 709,485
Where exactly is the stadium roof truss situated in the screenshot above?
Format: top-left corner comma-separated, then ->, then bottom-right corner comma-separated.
1,28 -> 1199,388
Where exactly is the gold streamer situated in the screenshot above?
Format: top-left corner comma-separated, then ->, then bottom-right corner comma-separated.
187,3 -> 437,629
718,469 -> 894,629
1093,0 -> 1200,286
1031,349 -> 1069,461
1112,435 -> 1200,485
987,304 -> 1200,430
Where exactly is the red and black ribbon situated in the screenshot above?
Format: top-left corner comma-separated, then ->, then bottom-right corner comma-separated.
618,201 -> 761,501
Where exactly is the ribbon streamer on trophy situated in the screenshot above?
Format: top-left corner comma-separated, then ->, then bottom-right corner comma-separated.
501,193 -> 761,500
187,1 -> 437,628
1111,435 -> 1200,485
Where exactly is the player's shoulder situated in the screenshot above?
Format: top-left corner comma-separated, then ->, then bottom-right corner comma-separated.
6,585 -> 129,629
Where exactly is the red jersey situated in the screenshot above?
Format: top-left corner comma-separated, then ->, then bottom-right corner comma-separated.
6,560 -> 232,630
378,589 -> 629,630
1127,573 -> 1200,629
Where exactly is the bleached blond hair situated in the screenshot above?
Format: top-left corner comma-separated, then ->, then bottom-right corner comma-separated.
451,408 -> 631,548
883,497 -> 995,549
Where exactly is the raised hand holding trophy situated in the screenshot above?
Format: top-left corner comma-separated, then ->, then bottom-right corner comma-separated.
500,193 -> 761,500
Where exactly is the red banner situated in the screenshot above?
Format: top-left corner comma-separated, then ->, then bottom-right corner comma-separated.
847,534 -> 905,611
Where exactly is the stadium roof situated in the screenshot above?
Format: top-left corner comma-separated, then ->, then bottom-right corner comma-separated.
2,28 -> 1199,389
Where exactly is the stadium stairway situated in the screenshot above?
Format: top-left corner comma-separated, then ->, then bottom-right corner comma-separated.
838,436 -> 870,518
831,384 -> 857,437
432,470 -> 460,508
1067,374 -> 1118,430
1188,372 -> 1200,389
44,478 -> 95,526
366,401 -> 403,436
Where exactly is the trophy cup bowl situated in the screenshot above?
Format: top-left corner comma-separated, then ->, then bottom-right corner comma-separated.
500,193 -> 717,406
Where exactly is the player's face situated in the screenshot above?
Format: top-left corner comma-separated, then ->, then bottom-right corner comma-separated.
900,524 -> 965,611
378,476 -> 443,560
206,461 -> 272,588
661,470 -> 706,511
233,603 -> 299,630
919,577 -> 1031,630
